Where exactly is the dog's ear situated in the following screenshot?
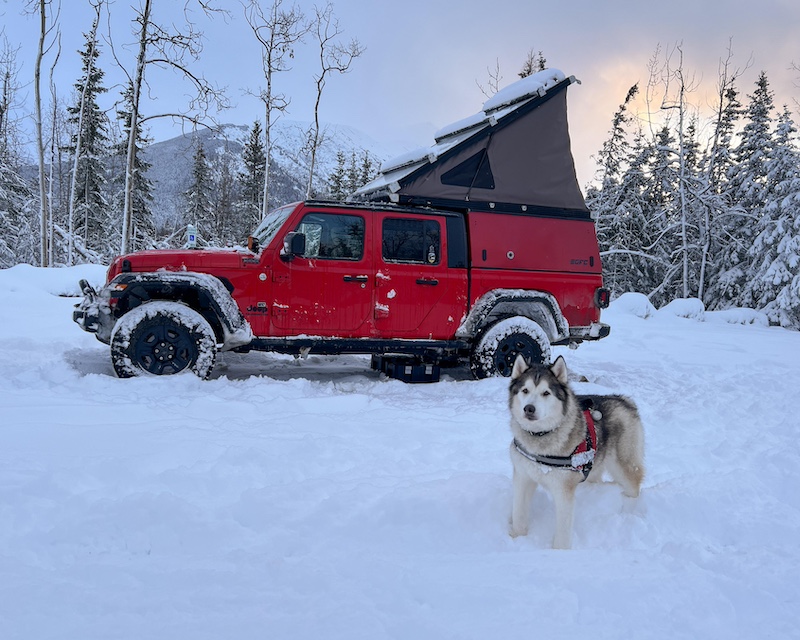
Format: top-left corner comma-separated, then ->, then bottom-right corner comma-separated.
511,354 -> 529,380
550,356 -> 569,384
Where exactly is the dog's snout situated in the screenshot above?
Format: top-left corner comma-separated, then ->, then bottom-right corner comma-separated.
523,404 -> 536,419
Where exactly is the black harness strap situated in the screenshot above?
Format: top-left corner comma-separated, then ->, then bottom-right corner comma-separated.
513,409 -> 598,481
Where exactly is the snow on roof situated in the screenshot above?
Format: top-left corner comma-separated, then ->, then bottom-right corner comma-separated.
355,68 -> 572,200
482,68 -> 566,113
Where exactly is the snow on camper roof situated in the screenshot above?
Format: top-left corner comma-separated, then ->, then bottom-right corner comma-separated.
353,68 -> 587,216
482,69 -> 566,112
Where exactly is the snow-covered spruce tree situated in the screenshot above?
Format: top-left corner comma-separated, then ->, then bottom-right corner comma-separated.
184,140 -> 215,243
744,106 -> 800,326
708,71 -> 776,308
238,121 -> 266,226
209,143 -> 241,245
598,129 -> 673,302
112,82 -> 155,254
66,16 -> 111,259
694,74 -> 743,303
327,149 -> 347,199
359,150 -> 377,188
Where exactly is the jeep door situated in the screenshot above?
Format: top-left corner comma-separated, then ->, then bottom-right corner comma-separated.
270,209 -> 373,336
373,212 -> 466,338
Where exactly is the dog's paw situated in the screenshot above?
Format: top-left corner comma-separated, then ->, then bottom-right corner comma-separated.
509,526 -> 529,538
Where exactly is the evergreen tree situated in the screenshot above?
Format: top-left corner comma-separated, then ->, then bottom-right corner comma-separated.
240,121 -> 266,212
709,72 -> 776,307
359,150 -> 376,188
184,140 -> 214,242
345,150 -> 360,194
744,106 -> 800,326
210,144 -> 240,244
328,150 -> 347,199
66,23 -> 110,254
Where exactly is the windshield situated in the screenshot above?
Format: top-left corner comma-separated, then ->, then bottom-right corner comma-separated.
252,202 -> 299,248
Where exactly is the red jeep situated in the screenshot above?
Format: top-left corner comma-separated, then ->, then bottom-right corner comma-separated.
73,70 -> 610,381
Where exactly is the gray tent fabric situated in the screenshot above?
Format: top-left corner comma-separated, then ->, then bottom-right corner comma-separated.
355,70 -> 588,217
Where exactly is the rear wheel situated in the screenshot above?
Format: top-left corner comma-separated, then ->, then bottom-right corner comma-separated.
470,316 -> 551,379
110,301 -> 217,379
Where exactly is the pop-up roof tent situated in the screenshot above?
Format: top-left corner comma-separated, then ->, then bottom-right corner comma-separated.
353,69 -> 589,218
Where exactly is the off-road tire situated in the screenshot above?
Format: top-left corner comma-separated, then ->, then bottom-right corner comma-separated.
470,316 -> 551,379
110,301 -> 217,379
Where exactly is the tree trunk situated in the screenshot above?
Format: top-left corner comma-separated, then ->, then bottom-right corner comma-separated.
121,0 -> 151,255
34,0 -> 50,267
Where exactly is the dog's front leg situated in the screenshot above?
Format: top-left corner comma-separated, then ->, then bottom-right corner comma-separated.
551,480 -> 578,549
510,468 -> 536,537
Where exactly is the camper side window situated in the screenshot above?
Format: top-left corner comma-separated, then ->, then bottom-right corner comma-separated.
382,218 -> 440,265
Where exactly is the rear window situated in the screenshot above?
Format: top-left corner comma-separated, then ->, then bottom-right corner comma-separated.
382,218 -> 440,265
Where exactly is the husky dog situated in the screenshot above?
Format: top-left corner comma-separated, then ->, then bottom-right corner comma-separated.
508,355 -> 644,549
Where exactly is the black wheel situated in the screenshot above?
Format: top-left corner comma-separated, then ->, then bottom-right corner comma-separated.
470,316 -> 551,379
110,301 -> 217,378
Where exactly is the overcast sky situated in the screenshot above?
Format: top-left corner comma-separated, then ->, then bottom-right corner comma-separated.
2,0 -> 799,188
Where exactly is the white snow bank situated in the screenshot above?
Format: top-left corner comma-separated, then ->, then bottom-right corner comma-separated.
658,297 -> 706,320
0,263 -> 107,296
610,292 -> 657,318
705,307 -> 770,326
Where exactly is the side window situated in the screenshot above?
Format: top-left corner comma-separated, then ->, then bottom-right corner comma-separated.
295,213 -> 365,260
382,218 -> 441,265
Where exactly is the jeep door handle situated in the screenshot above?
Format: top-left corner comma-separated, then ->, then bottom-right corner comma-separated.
416,278 -> 439,286
343,275 -> 369,283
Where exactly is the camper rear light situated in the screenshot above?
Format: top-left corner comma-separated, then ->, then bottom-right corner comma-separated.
595,287 -> 611,309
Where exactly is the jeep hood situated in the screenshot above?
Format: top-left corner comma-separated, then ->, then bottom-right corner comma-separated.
107,248 -> 253,282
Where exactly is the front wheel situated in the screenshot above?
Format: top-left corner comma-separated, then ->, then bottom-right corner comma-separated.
470,316 -> 551,379
110,301 -> 217,379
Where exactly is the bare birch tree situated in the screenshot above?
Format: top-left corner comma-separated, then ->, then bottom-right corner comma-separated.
30,0 -> 60,266
306,3 -> 363,199
244,0 -> 308,218
115,0 -> 229,254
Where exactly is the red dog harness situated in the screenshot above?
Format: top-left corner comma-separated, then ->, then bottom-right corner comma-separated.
513,409 -> 598,481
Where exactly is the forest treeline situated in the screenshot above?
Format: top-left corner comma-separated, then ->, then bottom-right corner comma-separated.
589,48 -> 800,328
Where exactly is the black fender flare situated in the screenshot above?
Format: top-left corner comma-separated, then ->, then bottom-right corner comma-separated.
109,271 -> 253,351
456,289 -> 569,344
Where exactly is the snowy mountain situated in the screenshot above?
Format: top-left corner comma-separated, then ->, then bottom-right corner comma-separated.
2,263 -> 799,638
143,119 -> 411,230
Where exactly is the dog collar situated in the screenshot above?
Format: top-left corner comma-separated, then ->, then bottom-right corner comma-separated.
514,409 -> 598,480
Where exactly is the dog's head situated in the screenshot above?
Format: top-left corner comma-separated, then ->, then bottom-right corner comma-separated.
508,355 -> 570,433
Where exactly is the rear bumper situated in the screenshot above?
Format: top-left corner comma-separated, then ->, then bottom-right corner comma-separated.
555,322 -> 611,345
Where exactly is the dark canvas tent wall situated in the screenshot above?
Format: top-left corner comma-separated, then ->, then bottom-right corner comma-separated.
354,69 -> 589,218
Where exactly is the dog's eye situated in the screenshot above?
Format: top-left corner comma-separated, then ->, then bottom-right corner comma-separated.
542,390 -> 551,397
521,388 -> 529,395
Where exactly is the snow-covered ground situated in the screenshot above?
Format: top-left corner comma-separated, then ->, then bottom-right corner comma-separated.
1,264 -> 799,639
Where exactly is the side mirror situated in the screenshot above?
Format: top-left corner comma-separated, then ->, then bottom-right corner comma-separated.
282,232 -> 306,260
247,236 -> 260,253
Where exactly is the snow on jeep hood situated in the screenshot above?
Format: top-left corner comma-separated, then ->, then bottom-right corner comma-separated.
108,248 -> 251,281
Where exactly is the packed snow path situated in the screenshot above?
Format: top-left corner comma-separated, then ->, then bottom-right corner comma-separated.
1,265 -> 798,639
